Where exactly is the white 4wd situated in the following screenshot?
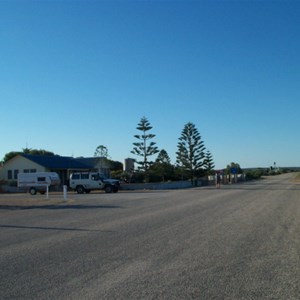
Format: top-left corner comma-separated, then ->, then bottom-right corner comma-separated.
69,172 -> 120,194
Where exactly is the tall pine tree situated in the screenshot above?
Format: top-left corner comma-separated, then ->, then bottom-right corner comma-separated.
131,117 -> 159,172
204,150 -> 215,174
176,122 -> 206,179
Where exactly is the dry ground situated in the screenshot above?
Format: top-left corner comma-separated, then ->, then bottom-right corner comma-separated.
0,192 -> 77,207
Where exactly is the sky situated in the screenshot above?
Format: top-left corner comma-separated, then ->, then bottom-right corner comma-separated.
1,0 -> 299,169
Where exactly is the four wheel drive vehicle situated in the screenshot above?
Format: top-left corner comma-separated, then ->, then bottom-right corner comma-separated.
69,172 -> 120,194
17,172 -> 61,195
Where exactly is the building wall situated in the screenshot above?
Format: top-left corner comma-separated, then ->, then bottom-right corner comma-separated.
1,155 -> 46,182
124,158 -> 135,172
0,164 -> 4,181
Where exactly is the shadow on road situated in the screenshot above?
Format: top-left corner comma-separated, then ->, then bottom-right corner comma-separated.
0,224 -> 112,232
0,204 -> 122,211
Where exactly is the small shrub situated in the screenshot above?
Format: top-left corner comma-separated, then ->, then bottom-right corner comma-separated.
245,169 -> 264,180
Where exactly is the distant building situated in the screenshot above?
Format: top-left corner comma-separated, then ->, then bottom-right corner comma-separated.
0,154 -> 111,185
124,158 -> 135,172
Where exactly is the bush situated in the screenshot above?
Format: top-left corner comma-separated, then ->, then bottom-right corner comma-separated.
245,169 -> 264,180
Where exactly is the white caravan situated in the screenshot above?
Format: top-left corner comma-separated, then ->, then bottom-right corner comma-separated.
18,172 -> 61,195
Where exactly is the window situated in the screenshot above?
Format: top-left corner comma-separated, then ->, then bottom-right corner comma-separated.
38,177 -> 46,182
24,169 -> 36,173
91,174 -> 99,181
7,170 -> 12,180
71,174 -> 80,180
14,170 -> 19,180
81,173 -> 89,179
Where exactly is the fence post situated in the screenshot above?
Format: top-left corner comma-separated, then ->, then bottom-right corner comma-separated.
63,185 -> 67,200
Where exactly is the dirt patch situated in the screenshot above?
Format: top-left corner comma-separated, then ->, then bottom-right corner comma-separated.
291,173 -> 300,183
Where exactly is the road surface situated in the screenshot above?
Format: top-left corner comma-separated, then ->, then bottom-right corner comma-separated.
1,173 -> 300,299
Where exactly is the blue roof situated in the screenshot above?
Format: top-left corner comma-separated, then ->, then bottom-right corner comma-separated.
21,154 -> 91,170
75,157 -> 102,168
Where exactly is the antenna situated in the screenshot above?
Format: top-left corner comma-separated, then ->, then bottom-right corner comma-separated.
24,142 -> 29,152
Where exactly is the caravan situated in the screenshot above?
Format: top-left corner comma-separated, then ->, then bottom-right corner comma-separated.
18,172 -> 61,195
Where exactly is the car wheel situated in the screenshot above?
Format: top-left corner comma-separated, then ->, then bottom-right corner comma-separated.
76,185 -> 85,194
29,187 -> 37,195
104,185 -> 113,193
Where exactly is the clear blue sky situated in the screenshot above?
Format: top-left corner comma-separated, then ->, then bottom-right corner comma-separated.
1,0 -> 299,169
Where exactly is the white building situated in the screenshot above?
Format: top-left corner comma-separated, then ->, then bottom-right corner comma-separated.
0,154 -> 111,186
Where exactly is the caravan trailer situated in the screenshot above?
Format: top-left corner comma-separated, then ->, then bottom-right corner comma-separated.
18,172 -> 61,195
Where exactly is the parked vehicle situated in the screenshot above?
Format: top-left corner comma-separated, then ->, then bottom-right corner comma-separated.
69,172 -> 120,194
17,172 -> 61,195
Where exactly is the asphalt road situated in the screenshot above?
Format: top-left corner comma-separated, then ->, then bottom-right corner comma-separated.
1,173 -> 300,299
